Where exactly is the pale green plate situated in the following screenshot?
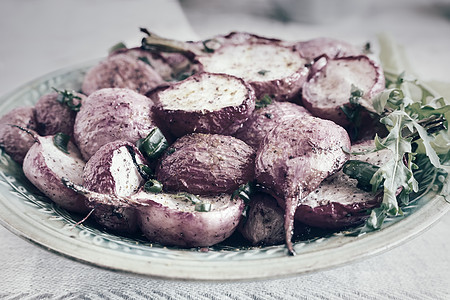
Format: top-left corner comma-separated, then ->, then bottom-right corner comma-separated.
0,63 -> 448,281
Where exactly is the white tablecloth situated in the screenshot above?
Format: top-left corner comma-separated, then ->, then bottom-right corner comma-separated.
0,0 -> 449,299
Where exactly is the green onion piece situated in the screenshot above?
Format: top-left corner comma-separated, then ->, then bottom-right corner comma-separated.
257,69 -> 270,76
255,95 -> 273,109
342,160 -> 380,192
136,127 -> 169,160
53,132 -> 71,154
195,202 -> 211,212
144,179 -> 163,193
109,42 -> 127,54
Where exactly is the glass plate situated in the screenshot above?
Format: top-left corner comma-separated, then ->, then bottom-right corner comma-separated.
0,62 -> 448,281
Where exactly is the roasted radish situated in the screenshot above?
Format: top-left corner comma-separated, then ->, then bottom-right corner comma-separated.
156,133 -> 255,195
238,192 -> 285,246
294,140 -> 391,229
23,133 -> 88,213
255,115 -> 351,254
197,42 -> 309,101
150,72 -> 256,137
295,37 -> 362,60
81,54 -> 164,95
295,170 -> 381,229
110,47 -> 194,82
63,180 -> 245,247
34,89 -> 85,136
234,100 -> 311,149
73,88 -> 157,161
82,141 -> 147,233
83,141 -> 147,196
136,191 -> 244,247
140,30 -> 309,101
302,55 -> 385,128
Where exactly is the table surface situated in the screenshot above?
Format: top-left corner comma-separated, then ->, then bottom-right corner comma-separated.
0,0 -> 449,299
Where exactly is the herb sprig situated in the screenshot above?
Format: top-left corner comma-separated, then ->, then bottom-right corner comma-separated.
355,71 -> 449,233
52,88 -> 82,112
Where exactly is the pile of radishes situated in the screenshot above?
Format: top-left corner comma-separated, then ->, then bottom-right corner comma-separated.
0,31 -> 390,254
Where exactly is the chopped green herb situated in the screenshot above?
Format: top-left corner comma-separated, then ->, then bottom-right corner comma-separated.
257,69 -> 270,76
349,84 -> 364,104
255,95 -> 273,109
175,192 -> 201,204
232,182 -> 253,203
136,127 -> 169,160
195,202 -> 211,212
174,192 -> 212,211
174,71 -> 193,82
144,179 -> 163,193
53,132 -> 71,154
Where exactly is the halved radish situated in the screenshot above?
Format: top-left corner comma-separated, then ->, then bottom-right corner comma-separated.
150,72 -> 255,137
23,134 -> 88,213
302,55 -> 385,128
198,42 -> 309,102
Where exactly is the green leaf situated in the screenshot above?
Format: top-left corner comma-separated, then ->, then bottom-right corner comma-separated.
406,99 -> 450,119
403,113 -> 441,168
175,192 -> 201,204
372,88 -> 404,114
342,160 -> 380,192
365,207 -> 388,230
354,34 -> 450,233
370,111 -> 419,216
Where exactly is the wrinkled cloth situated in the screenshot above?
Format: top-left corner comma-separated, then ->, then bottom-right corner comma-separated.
0,0 -> 449,299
